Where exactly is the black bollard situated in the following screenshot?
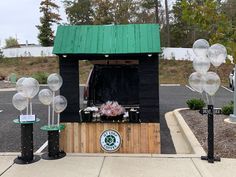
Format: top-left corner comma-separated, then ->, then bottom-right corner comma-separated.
48,130 -> 60,157
13,119 -> 40,164
21,124 -> 33,162
41,125 -> 66,160
201,105 -> 221,163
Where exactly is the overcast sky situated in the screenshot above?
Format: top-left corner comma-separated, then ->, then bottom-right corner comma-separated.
0,0 -> 175,48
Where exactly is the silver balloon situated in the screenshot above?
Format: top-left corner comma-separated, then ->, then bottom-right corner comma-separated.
208,44 -> 227,67
188,72 -> 204,93
21,77 -> 40,99
47,73 -> 63,91
203,72 -> 221,96
53,95 -> 67,113
193,39 -> 209,58
38,89 -> 53,105
16,77 -> 26,93
12,93 -> 28,111
193,57 -> 210,75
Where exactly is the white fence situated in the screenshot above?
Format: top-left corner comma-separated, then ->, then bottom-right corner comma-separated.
2,47 -> 54,58
2,46 -> 196,61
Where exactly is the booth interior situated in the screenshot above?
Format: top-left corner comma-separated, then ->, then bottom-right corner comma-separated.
53,24 -> 161,153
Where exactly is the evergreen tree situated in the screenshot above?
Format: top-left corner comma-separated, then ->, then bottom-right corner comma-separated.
36,0 -> 61,46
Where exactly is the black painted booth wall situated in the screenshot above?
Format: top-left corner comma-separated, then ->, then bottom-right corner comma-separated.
59,57 -> 159,123
59,57 -> 80,122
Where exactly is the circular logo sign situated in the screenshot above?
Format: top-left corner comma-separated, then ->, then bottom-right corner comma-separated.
100,129 -> 121,152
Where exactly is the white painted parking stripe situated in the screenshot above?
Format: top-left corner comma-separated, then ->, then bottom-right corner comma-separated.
185,85 -> 196,92
160,84 -> 180,86
221,86 -> 233,93
0,110 -> 3,113
36,141 -> 48,153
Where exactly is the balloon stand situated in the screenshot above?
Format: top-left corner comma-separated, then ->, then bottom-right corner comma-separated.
201,105 -> 221,163
13,118 -> 40,164
41,124 -> 66,160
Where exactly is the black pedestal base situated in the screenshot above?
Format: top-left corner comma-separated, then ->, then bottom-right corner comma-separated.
41,151 -> 66,160
14,155 -> 40,165
201,156 -> 221,163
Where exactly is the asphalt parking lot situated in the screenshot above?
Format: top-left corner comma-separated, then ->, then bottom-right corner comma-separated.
0,85 -> 233,153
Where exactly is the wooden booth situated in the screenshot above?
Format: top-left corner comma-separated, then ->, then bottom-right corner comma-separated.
53,24 -> 161,153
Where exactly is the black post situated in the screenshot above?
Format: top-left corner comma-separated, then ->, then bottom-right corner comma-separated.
41,130 -> 66,160
48,130 -> 60,157
21,124 -> 33,162
14,123 -> 40,164
201,105 -> 220,163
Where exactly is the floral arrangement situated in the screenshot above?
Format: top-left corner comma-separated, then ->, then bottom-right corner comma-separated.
100,101 -> 125,117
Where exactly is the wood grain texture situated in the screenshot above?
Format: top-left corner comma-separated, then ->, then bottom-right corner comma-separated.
60,123 -> 160,153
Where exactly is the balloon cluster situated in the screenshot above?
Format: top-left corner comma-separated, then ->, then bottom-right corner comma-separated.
38,73 -> 67,127
12,77 -> 39,115
12,73 -> 67,127
189,39 -> 227,102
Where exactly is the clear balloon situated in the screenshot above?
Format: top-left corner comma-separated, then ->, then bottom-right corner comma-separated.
38,89 -> 53,105
208,44 -> 227,67
12,93 -> 28,111
193,57 -> 210,75
16,77 -> 26,93
47,73 -> 63,91
53,95 -> 67,113
21,77 -> 40,98
188,72 -> 204,93
203,72 -> 221,96
193,39 -> 209,58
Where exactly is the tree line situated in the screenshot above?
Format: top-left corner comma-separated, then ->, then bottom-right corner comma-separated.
5,0 -> 236,60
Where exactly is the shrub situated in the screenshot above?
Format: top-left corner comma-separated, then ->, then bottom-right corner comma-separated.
32,72 -> 49,84
186,98 -> 206,110
222,102 -> 234,115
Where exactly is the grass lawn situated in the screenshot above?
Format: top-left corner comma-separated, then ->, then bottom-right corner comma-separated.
0,57 -> 233,85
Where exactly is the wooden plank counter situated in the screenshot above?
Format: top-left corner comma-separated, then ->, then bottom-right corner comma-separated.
60,123 -> 160,153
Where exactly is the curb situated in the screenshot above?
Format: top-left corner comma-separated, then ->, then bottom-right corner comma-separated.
173,108 -> 206,156
0,88 -> 16,92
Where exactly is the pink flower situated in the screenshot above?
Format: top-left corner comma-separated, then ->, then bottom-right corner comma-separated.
100,101 -> 125,117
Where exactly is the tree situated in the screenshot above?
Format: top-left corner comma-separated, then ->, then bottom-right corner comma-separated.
5,37 -> 19,48
180,0 -> 229,45
64,0 -> 94,25
36,0 -> 61,46
93,0 -> 114,24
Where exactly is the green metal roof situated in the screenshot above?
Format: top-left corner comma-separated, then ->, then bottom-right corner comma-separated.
53,24 -> 161,55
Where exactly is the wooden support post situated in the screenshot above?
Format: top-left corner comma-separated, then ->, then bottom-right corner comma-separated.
59,57 -> 80,122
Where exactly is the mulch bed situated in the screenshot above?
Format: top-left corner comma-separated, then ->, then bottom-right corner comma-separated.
180,110 -> 236,158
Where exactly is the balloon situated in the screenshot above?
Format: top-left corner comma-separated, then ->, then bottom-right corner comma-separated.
38,89 -> 53,105
53,95 -> 67,113
16,77 -> 26,93
188,72 -> 204,93
21,77 -> 40,98
47,73 -> 63,91
203,72 -> 221,96
193,57 -> 210,75
12,93 -> 28,111
193,39 -> 209,58
208,44 -> 227,67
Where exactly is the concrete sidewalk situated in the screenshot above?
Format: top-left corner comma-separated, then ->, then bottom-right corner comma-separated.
0,154 -> 235,177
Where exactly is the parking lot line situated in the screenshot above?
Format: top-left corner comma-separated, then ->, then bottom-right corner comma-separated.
185,85 -> 195,92
0,110 -> 3,113
36,141 -> 48,153
221,86 -> 233,93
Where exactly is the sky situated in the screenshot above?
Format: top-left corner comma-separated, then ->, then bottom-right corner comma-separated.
0,0 -> 175,48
